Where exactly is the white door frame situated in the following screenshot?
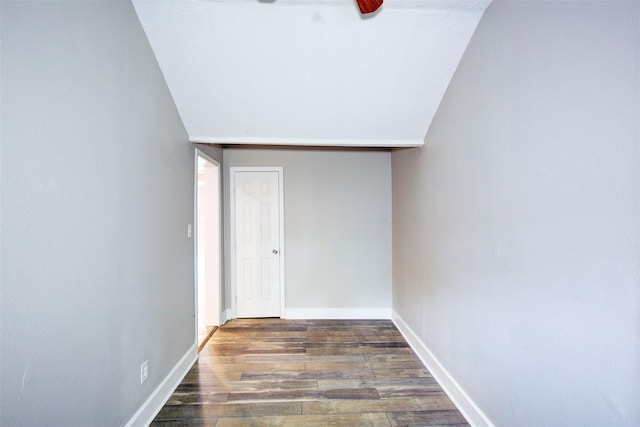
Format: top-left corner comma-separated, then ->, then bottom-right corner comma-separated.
194,149 -> 222,346
230,166 -> 285,319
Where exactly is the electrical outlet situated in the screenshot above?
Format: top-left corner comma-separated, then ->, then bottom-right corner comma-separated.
140,360 -> 149,384
187,224 -> 192,238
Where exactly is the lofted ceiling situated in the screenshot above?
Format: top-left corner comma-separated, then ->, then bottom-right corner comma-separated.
133,0 -> 491,147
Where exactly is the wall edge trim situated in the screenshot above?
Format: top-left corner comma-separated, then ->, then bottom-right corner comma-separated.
124,344 -> 198,427
189,136 -> 424,148
392,310 -> 494,427
284,307 -> 391,319
221,308 -> 233,325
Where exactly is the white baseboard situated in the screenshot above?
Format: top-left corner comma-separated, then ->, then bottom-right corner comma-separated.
125,344 -> 198,427
284,307 -> 391,320
392,311 -> 493,427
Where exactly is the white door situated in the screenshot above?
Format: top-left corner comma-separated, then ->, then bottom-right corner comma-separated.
233,169 -> 282,318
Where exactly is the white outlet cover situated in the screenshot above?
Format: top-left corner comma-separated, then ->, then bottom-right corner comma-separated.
140,360 -> 149,384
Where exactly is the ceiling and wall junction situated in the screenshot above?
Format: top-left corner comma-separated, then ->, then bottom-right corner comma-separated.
133,0 -> 492,148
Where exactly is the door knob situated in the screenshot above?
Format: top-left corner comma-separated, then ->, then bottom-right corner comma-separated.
272,249 -> 279,254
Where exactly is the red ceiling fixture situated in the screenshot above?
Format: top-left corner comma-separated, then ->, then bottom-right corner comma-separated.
356,0 -> 383,14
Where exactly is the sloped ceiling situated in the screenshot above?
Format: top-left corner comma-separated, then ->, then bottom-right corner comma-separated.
133,0 -> 491,147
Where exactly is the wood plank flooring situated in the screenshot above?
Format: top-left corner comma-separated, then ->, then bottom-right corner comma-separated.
152,319 -> 468,426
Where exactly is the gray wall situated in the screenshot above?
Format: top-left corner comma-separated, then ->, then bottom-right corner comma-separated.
224,148 -> 392,314
0,2 -> 195,425
391,1 -> 639,425
195,144 -> 223,165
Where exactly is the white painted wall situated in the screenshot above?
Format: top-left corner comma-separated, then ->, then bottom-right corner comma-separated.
223,148 -> 392,318
0,2 -> 195,425
195,144 -> 224,315
133,0 -> 490,147
391,1 -> 640,425
197,156 -> 221,326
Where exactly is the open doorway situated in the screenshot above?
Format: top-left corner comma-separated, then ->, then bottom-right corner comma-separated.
196,151 -> 221,351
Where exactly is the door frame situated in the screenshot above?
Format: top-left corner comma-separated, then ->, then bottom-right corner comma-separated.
194,149 -> 223,347
229,166 -> 285,319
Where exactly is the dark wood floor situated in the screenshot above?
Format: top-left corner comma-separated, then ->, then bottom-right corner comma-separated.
152,319 -> 468,426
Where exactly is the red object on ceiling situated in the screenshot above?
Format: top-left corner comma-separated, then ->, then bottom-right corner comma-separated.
356,0 -> 383,14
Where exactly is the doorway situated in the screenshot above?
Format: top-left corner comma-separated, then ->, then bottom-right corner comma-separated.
196,152 -> 221,351
230,167 -> 284,318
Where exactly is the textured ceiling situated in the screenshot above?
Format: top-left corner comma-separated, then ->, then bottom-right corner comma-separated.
133,0 -> 491,147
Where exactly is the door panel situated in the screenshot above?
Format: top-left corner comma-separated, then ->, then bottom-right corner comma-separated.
235,171 -> 281,318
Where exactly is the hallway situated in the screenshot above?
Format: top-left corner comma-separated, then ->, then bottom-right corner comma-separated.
152,319 -> 467,426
